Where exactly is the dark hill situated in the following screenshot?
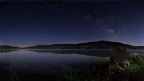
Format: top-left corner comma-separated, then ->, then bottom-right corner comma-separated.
25,40 -> 141,50
0,45 -> 18,49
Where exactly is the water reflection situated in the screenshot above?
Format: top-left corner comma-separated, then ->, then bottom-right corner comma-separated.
0,50 -> 107,81
0,50 -> 18,53
0,50 -> 102,71
29,49 -> 112,57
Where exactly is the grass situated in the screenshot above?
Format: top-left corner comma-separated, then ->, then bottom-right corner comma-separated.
60,55 -> 144,81
128,63 -> 140,72
61,60 -> 110,81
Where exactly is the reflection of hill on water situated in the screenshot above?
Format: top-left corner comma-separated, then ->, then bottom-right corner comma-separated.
0,50 -> 18,53
29,50 -> 112,57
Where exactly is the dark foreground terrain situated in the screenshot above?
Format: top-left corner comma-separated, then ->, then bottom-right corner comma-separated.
0,60 -> 110,81
0,48 -> 144,81
0,60 -> 143,81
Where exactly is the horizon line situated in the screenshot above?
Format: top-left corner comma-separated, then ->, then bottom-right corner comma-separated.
0,40 -> 141,47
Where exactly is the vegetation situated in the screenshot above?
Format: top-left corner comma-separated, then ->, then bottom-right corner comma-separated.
61,60 -> 110,81
60,49 -> 144,81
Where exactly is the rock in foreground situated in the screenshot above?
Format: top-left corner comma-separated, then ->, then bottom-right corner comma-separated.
109,48 -> 143,81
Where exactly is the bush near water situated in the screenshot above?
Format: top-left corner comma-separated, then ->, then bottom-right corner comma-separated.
62,48 -> 144,81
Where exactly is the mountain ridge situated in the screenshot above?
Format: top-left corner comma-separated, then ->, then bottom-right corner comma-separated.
25,40 -> 144,50
1,40 -> 144,50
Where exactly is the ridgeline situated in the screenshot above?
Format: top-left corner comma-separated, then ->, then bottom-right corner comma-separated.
25,40 -> 144,50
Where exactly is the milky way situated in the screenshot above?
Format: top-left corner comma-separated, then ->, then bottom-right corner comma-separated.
0,1 -> 143,46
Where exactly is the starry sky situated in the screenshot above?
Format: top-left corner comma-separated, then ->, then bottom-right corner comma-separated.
0,0 -> 143,46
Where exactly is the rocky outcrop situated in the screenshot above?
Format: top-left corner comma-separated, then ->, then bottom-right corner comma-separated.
109,48 -> 142,71
108,48 -> 143,81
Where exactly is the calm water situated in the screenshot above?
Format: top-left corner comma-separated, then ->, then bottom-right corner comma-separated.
0,50 -> 143,71
0,49 -> 143,71
0,49 -> 110,72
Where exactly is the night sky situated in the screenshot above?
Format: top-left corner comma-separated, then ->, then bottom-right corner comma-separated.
0,0 -> 143,46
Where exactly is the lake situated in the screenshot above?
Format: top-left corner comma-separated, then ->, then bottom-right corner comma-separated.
0,49 -> 142,81
0,49 -> 110,71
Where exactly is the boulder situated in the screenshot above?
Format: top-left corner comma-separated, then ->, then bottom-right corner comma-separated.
110,48 -> 130,64
109,48 -> 142,71
109,48 -> 143,81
